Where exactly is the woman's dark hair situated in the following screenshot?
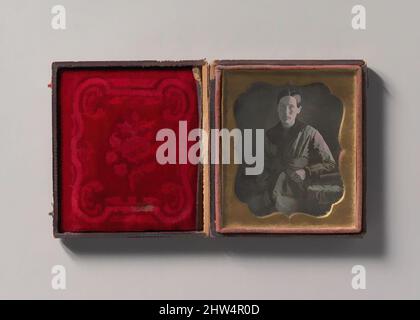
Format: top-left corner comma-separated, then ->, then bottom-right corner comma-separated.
276,87 -> 303,108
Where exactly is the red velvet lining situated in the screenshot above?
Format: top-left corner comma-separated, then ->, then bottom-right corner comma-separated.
59,68 -> 199,232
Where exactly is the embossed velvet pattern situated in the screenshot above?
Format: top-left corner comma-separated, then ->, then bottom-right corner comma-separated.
59,68 -> 199,232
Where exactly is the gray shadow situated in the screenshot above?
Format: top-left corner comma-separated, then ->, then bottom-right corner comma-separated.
62,68 -> 387,258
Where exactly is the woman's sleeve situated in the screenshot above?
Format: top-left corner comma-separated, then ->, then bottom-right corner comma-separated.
305,130 -> 336,178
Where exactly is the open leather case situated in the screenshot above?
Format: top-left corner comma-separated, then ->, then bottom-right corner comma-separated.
51,60 -> 366,238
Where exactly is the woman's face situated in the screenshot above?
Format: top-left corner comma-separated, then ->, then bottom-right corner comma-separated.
277,96 -> 302,128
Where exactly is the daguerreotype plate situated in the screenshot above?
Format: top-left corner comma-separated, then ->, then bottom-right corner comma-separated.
212,60 -> 365,234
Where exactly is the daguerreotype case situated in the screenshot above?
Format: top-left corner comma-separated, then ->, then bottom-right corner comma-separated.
212,60 -> 366,235
51,60 -> 366,237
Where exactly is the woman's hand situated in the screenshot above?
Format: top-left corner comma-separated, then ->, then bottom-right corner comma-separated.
290,169 -> 306,182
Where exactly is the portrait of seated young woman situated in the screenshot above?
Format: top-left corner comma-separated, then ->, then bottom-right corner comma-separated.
234,84 -> 344,217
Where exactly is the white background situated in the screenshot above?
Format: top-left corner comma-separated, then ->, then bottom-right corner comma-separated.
0,0 -> 419,299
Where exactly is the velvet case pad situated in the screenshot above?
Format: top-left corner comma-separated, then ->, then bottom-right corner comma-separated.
52,61 -> 209,237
